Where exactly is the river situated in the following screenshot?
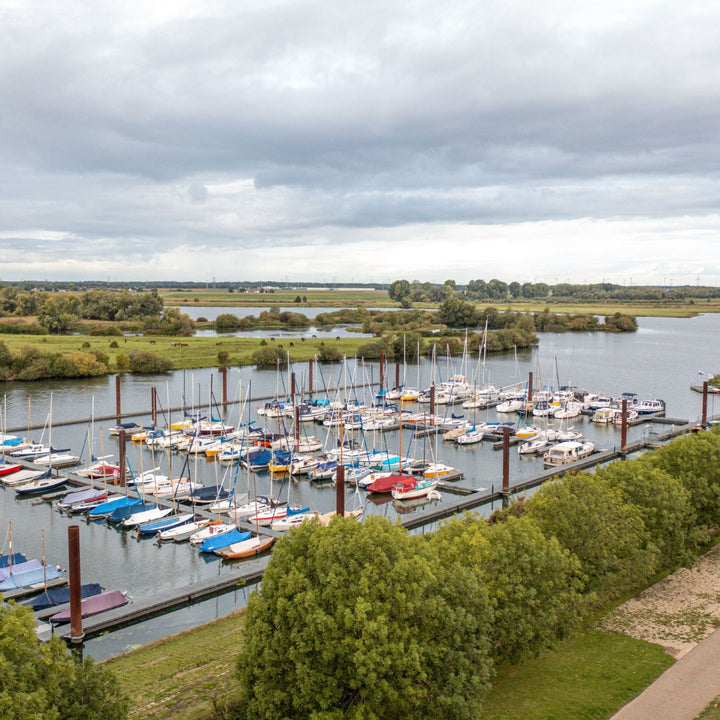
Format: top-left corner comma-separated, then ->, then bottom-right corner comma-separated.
0,313 -> 718,658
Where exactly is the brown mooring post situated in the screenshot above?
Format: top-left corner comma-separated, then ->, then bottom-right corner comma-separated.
308,359 -> 314,397
502,426 -> 510,495
335,464 -> 345,517
395,362 -> 400,389
379,353 -> 385,390
527,371 -> 534,414
429,384 -> 436,424
222,366 -> 228,407
151,386 -> 157,427
620,398 -> 628,451
115,374 -> 122,423
702,381 -> 709,427
117,430 -> 126,487
291,372 -> 296,403
68,525 -> 84,644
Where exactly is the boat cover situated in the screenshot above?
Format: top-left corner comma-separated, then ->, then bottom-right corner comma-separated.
23,583 -> 103,611
199,529 -> 250,553
49,589 -> 128,624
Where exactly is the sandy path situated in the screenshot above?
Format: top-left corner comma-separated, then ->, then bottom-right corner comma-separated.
602,544 -> 720,658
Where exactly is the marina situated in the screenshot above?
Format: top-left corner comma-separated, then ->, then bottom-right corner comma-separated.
1,312 -> 720,658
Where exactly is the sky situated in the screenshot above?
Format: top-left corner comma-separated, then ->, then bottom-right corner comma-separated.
1,0 -> 719,285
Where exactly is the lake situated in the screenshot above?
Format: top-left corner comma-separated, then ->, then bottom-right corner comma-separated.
0,313 -> 718,658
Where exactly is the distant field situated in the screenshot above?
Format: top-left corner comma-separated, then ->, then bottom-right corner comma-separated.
157,288 -> 720,318
158,288 -> 393,308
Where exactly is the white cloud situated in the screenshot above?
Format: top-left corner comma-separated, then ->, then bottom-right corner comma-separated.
1,1 -> 720,282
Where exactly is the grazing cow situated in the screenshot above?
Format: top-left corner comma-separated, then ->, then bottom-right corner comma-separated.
301,337 -> 305,342
270,337 -> 275,342
289,342 -> 294,347
149,340 -> 156,344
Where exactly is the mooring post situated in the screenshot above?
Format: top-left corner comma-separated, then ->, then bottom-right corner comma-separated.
308,358 -> 314,397
115,374 -> 121,423
222,366 -> 228,407
68,525 -> 84,644
335,464 -> 345,517
379,353 -> 385,389
430,384 -> 436,424
702,380 -> 709,427
502,426 -> 510,495
527,371 -> 534,414
151,386 -> 157,427
291,371 -> 296,403
294,406 -> 300,451
118,430 -> 126,487
621,398 -> 628,452
395,362 -> 400,389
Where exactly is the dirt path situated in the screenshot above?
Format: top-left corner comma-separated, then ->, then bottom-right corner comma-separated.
602,544 -> 720,658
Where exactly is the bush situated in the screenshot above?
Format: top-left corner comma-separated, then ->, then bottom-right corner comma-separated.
217,350 -> 230,366
128,351 -> 172,373
316,343 -> 342,363
109,340 -> 119,348
251,346 -> 288,368
235,516 -> 493,719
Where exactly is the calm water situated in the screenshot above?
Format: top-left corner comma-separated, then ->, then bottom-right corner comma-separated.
1,314 -> 719,658
174,305 -> 397,320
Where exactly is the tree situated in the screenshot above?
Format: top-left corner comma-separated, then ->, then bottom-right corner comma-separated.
0,602 -> 128,720
431,515 -> 584,663
596,457 -> 695,565
235,516 -> 493,719
388,279 -> 411,303
437,297 -> 479,328
526,472 -> 658,598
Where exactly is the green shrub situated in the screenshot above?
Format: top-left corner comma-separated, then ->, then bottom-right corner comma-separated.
128,350 -> 173,373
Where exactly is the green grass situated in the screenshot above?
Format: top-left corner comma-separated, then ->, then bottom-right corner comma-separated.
482,629 -> 673,720
0,333 -> 366,372
696,696 -> 720,719
104,618 -> 673,720
105,610 -> 246,720
158,288 -> 393,308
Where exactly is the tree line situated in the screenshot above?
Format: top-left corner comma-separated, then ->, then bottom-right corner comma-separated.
389,278 -> 720,304
216,427 -> 720,719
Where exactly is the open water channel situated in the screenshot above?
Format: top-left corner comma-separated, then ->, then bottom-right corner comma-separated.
1,313 -> 719,658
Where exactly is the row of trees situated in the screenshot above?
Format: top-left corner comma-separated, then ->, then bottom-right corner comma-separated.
389,278 -> 720,304
223,428 -> 720,719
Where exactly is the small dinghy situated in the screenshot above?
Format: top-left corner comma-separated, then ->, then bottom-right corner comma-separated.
49,590 -> 128,624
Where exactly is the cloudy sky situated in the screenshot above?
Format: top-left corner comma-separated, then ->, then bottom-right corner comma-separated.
1,0 -> 719,284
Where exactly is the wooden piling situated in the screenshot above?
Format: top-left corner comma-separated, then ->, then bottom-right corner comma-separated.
621,398 -> 628,451
118,430 -> 126,487
222,366 -> 228,407
68,525 -> 84,644
502,426 -> 510,494
702,381 -> 709,427
291,372 -> 296,403
379,353 -> 385,389
430,384 -> 436,424
395,362 -> 400,389
115,375 -> 121,424
527,371 -> 534,409
335,465 -> 345,517
151,386 -> 157,427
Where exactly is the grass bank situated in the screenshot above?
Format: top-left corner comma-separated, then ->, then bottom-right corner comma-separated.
104,616 -> 672,720
0,334 -> 366,372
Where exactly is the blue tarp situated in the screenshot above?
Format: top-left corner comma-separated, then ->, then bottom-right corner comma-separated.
0,565 -> 64,591
199,529 -> 250,554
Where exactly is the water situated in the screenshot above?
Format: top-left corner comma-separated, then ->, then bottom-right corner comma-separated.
1,313 -> 719,658
174,305 -> 398,321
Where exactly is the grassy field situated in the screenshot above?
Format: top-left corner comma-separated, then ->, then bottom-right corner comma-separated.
157,287 -> 720,317
482,630 -> 673,720
106,610 -> 246,719
0,333 -> 367,372
158,288 -> 393,308
104,618 -> 673,720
